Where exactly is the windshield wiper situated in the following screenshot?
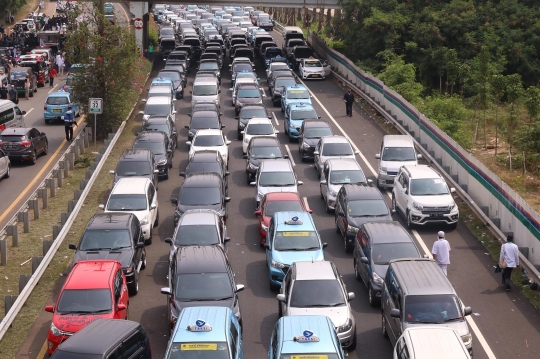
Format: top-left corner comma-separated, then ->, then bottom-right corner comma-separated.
181,298 -> 208,302
301,246 -> 320,251
110,246 -> 131,250
84,248 -> 104,251
83,309 -> 111,314
213,296 -> 234,301
443,317 -> 463,323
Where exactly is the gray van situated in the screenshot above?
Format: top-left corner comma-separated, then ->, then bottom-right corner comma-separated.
0,100 -> 26,134
381,258 -> 473,356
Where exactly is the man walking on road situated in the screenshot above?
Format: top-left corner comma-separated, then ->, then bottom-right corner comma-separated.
432,231 -> 451,275
63,110 -> 76,141
500,232 -> 519,291
24,76 -> 30,100
49,66 -> 57,87
0,84 -> 7,100
8,85 -> 18,103
344,88 -> 354,117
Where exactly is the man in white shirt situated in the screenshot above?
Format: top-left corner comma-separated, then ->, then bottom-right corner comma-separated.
500,232 -> 519,291
432,231 -> 451,276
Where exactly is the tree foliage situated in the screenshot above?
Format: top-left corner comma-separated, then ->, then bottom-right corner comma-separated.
1,0 -> 28,19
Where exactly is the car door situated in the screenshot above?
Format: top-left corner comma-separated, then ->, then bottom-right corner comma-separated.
29,129 -> 42,153
356,228 -> 369,283
113,269 -> 124,319
314,140 -> 321,171
279,270 -> 291,316
131,219 -> 142,266
147,183 -> 158,224
0,150 -> 7,177
394,172 -> 406,213
335,188 -> 345,234
265,219 -> 274,265
268,324 -> 279,359
397,173 -> 409,215
384,268 -> 401,344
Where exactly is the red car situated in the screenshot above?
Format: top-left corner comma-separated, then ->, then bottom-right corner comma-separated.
254,192 -> 311,246
44,260 -> 129,355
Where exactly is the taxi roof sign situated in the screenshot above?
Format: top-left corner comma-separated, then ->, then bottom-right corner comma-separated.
284,216 -> 303,225
294,330 -> 320,343
187,319 -> 212,332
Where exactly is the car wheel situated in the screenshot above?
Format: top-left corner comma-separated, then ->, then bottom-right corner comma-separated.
382,315 -> 389,338
30,150 -> 37,165
140,249 -> 147,270
42,142 -> 48,155
391,195 -> 397,213
354,259 -> 361,281
335,213 -> 341,234
45,119 -> 50,124
128,271 -> 139,296
344,233 -> 353,253
145,232 -> 152,245
278,300 -> 282,317
368,286 -> 379,307
347,329 -> 357,352
163,167 -> 169,180
3,165 -> 10,179
448,222 -> 458,230
154,210 -> 159,227
325,200 -> 332,214
406,210 -> 414,229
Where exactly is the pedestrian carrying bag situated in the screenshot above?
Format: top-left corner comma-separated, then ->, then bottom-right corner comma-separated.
499,246 -> 507,269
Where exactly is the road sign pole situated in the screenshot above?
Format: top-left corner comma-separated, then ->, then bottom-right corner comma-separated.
94,113 -> 97,152
88,98 -> 103,152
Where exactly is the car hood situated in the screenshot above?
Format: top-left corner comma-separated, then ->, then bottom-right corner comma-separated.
73,249 -> 133,269
411,194 -> 455,207
372,263 -> 389,281
288,306 -> 349,328
379,159 -> 417,173
303,66 -> 324,72
177,203 -> 223,215
402,321 -> 469,338
303,138 -> 320,147
155,152 -> 167,164
259,185 -> 297,198
272,248 -> 324,266
347,214 -> 392,229
237,97 -> 262,105
53,312 -> 113,333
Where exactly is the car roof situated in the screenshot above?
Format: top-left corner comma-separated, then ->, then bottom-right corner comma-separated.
294,261 -> 336,281
55,319 -> 141,354
383,134 -> 415,147
194,129 -> 223,136
405,327 -> 470,359
179,210 -> 219,226
390,258 -> 456,296
148,86 -> 172,94
280,316 -> 339,355
184,172 -> 221,186
326,158 -> 361,171
274,211 -> 315,232
120,148 -> 152,160
66,260 -> 116,289
260,158 -> 292,172
290,103 -> 314,110
87,213 -> 133,230
363,221 -> 414,244
135,131 -> 167,142
251,136 -> 279,146
173,306 -> 231,343
264,192 -> 302,202
112,178 -> 150,195
47,91 -> 70,98
343,183 -> 383,200
145,96 -> 172,105
402,165 -> 441,179
175,245 -> 228,273
191,150 -> 220,162
247,118 -> 272,125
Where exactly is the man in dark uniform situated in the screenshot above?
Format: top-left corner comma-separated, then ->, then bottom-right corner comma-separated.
0,84 -> 7,99
344,88 -> 354,117
62,110 -> 77,141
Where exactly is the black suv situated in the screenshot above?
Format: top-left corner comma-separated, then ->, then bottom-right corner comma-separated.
161,245 -> 245,333
236,104 -> 269,138
69,213 -> 146,295
111,149 -> 159,189
142,114 -> 177,151
50,319 -> 152,359
243,136 -> 287,182
132,131 -> 173,180
0,127 -> 48,165
185,110 -> 223,141
298,120 -> 333,161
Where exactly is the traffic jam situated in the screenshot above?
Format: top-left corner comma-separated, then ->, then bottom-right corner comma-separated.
38,4 -> 472,359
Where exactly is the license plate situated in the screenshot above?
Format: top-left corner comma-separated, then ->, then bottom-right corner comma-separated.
430,213 -> 443,217
309,74 -> 318,78
53,109 -> 62,113
4,145 -> 16,150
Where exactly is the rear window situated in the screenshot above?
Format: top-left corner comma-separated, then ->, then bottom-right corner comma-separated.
0,135 -> 25,142
10,71 -> 28,80
46,96 -> 69,105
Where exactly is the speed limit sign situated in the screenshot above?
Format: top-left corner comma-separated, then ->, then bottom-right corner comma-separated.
134,18 -> 143,30
89,98 -> 103,114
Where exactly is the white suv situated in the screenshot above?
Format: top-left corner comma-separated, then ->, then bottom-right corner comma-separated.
391,165 -> 458,229
375,135 -> 420,188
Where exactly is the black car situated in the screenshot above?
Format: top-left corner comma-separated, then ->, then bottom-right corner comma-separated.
191,101 -> 221,114
353,221 -> 422,306
142,114 -> 177,150
298,120 -> 333,161
166,50 -> 190,71
180,150 -> 229,194
159,38 -> 178,59
163,64 -> 187,84
161,245 -> 244,332
270,75 -> 298,105
335,184 -> 393,253
50,319 -> 152,359
236,104 -> 269,137
172,172 -> 230,226
234,83 -> 264,115
132,131 -> 173,180
157,69 -> 184,99
243,136 -> 288,182
111,149 -> 159,189
268,69 -> 295,91
0,127 -> 48,165
69,213 -> 146,295
173,45 -> 194,63
185,110 -> 224,140
182,37 -> 202,58
203,46 -> 224,67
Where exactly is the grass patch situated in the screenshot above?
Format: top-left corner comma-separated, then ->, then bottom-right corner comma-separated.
0,59 -> 152,358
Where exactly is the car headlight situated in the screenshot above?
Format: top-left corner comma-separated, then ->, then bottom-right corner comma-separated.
413,202 -> 423,211
50,322 -> 62,337
347,225 -> 359,234
461,333 -> 472,347
124,266 -> 134,274
302,142 -> 311,149
248,162 -> 258,170
379,167 -> 387,174
157,159 -> 167,165
448,202 -> 456,211
338,319 -> 353,333
372,271 -> 383,285
257,191 -> 264,199
271,259 -> 285,268
214,99 -> 219,104
329,189 -> 338,197
140,215 -> 149,225
261,223 -> 268,231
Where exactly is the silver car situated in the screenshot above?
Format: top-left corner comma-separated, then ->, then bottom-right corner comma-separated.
276,260 -> 357,351
250,158 -> 303,206
314,135 -> 359,179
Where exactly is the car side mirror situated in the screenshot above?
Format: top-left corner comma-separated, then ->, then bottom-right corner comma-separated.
45,305 -> 54,313
417,154 -> 423,159
375,154 -> 380,159
354,150 -> 360,155
179,172 -> 186,177
323,242 -> 327,249
254,209 -> 262,216
367,179 -> 373,184
320,179 -> 327,185
243,154 -> 248,159
229,87 -> 233,90
313,151 -> 319,155
186,141 -> 192,145
347,292 -> 355,301
390,309 -> 401,318
235,284 -> 245,293
98,204 -> 105,210
117,303 -> 127,310
165,238 -> 173,245
150,204 -> 157,210
297,181 -> 303,186
391,209 -> 397,214
225,197 -> 231,203
360,256 -> 369,264
153,169 -> 159,174
40,132 -> 46,137
276,294 -> 286,302
464,306 -> 472,316
171,198 -> 178,204
235,116 -> 239,119
221,125 -> 226,129
283,155 -> 289,159
68,244 -> 76,250
184,125 -> 190,129
22,111 -> 27,115
138,111 -> 144,115
160,287 -> 172,295
190,90 -> 192,94
225,237 -> 231,242
450,188 -> 456,193
218,89 -> 221,93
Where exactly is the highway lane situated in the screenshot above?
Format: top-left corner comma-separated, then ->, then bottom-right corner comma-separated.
19,27 -> 540,359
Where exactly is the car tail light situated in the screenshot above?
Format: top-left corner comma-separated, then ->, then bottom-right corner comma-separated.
67,104 -> 72,110
44,103 -> 47,110
20,141 -> 31,148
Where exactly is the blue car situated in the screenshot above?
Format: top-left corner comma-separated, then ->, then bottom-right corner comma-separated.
268,316 -> 346,359
265,212 -> 326,289
164,306 -> 244,359
44,90 -> 80,124
280,84 -> 312,113
284,102 -> 320,141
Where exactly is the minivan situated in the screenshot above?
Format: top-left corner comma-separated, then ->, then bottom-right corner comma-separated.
375,135 -> 421,188
190,77 -> 220,107
381,258 -> 473,355
0,100 -> 25,134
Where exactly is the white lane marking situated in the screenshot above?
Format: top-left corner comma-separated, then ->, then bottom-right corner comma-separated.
48,84 -> 58,94
303,197 -> 311,211
284,144 -> 295,166
300,78 -> 497,359
272,111 -> 279,126
261,89 -> 267,98
26,108 -> 34,115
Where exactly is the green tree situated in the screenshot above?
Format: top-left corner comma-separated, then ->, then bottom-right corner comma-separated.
378,56 -> 424,105
505,74 -> 524,167
491,74 -> 507,156
445,49 -> 460,95
524,86 -> 540,130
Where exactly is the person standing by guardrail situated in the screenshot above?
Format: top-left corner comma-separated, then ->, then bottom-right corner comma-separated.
432,231 -> 451,275
344,88 -> 354,117
63,110 -> 76,141
499,232 -> 519,291
148,44 -> 155,62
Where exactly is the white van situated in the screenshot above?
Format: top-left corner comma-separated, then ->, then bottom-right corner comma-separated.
375,135 -> 420,188
394,327 -> 471,359
0,100 -> 26,134
190,77 -> 220,107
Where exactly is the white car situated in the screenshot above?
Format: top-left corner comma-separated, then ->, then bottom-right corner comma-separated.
299,58 -> 326,80
242,118 -> 278,154
0,149 -> 11,180
99,177 -> 159,244
251,158 -> 302,205
314,135 -> 360,179
187,129 -> 231,167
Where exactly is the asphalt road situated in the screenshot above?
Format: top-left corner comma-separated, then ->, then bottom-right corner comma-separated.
17,27 -> 540,359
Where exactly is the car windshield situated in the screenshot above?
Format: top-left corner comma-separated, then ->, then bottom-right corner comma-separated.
274,230 -> 319,251
183,39 -> 200,46
236,73 -> 256,80
46,96 -> 69,105
238,89 -> 261,98
179,187 -> 221,205
329,170 -> 365,184
199,62 -> 218,71
259,172 -> 295,186
187,162 -> 221,175
404,295 -> 463,324
233,63 -> 253,73
247,124 -> 273,135
115,161 -> 152,176
161,28 -> 174,36
347,199 -> 389,217
193,85 -> 217,96
251,146 -> 281,158
270,64 -> 289,72
159,71 -> 181,81
304,60 -> 322,67
79,229 -> 132,250
166,342 -> 230,359
289,280 -> 346,307
264,201 -> 303,217
372,243 -> 419,265
192,117 -> 219,129
10,71 -> 28,80
275,78 -> 296,88
175,225 -> 219,246
161,40 -> 176,49
382,147 -> 416,161
280,355 -> 340,359
410,178 -> 449,196
258,15 -> 270,21
287,89 -> 309,99
107,194 -> 147,211
133,141 -> 165,155
322,143 -> 353,156
143,123 -> 170,134
240,108 -> 266,119
193,135 -> 224,146
175,273 -> 233,300
56,289 -> 112,314
168,53 -> 186,61
291,110 -> 317,120
305,127 -> 332,138
145,103 -> 171,115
